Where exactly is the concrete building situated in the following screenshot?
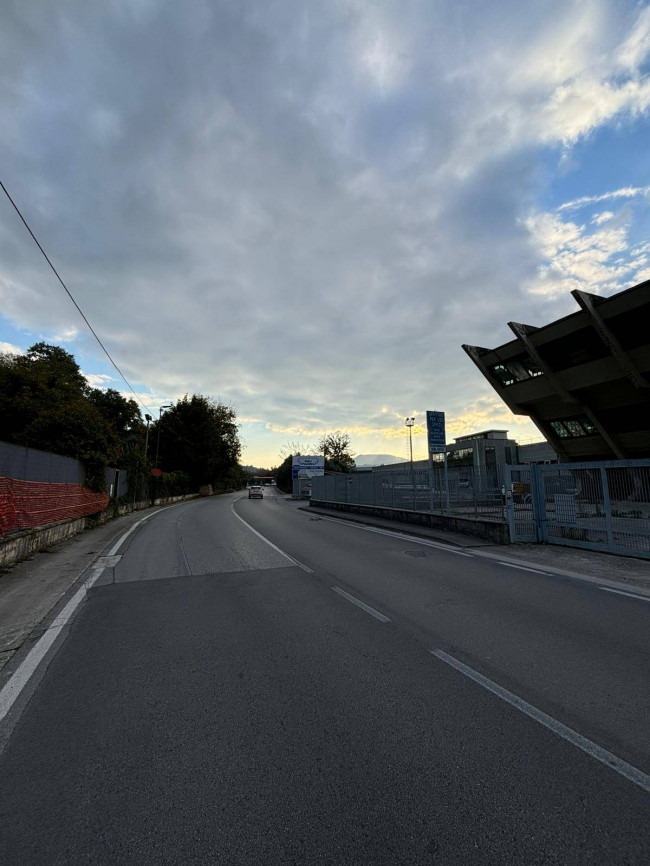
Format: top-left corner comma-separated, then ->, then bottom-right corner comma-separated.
517,440 -> 558,464
462,280 -> 650,461
373,429 -> 557,475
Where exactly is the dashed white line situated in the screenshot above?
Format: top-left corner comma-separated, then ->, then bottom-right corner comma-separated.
497,561 -> 550,575
599,586 -> 650,603
331,587 -> 391,622
431,648 -> 650,795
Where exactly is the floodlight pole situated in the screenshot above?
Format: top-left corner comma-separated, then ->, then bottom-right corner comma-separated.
406,417 -> 415,510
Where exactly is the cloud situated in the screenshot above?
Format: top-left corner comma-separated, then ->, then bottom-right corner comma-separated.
559,186 -> 650,211
592,211 -> 614,224
1,1 -> 650,463
524,182 -> 650,299
524,211 -> 630,298
83,372 -> 113,388
0,341 -> 23,356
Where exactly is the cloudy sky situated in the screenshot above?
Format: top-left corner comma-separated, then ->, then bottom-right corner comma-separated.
2,0 -> 650,466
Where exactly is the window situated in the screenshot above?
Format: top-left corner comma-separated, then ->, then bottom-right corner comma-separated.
489,355 -> 543,387
448,447 -> 474,467
549,415 -> 597,439
489,364 -> 515,386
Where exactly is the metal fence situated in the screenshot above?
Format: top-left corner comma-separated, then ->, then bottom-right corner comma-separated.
0,440 -> 84,484
1,440 -> 127,498
505,459 -> 650,559
310,464 -> 507,521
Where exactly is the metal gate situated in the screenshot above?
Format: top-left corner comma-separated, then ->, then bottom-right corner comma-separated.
505,459 -> 650,559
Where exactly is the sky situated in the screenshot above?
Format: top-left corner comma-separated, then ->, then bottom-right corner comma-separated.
2,0 -> 650,467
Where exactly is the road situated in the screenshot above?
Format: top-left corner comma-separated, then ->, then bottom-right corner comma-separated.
1,490 -> 649,864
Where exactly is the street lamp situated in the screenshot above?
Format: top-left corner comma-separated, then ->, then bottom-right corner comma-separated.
143,414 -> 152,461
155,404 -> 173,468
405,417 -> 416,510
405,417 -> 415,472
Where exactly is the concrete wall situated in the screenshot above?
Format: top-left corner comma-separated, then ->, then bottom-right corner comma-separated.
309,499 -> 510,544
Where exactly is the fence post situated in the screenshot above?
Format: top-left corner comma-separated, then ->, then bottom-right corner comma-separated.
601,466 -> 614,550
531,465 -> 546,542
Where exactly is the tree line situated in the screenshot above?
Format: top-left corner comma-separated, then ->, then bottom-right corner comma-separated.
0,343 -> 243,494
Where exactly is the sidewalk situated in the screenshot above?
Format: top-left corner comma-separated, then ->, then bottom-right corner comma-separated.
304,503 -> 650,593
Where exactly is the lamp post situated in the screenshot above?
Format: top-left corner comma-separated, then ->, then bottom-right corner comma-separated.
155,404 -> 173,469
405,417 -> 415,471
405,417 -> 415,510
143,414 -> 152,462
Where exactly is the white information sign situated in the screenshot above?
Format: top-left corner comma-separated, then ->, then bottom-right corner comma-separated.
291,455 -> 325,479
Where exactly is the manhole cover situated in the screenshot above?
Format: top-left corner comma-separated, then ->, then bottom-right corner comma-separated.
404,549 -> 429,558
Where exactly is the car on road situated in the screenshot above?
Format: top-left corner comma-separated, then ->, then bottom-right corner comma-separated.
248,485 -> 264,499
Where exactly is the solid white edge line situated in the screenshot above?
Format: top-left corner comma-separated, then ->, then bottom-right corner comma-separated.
231,504 -> 313,572
331,587 -> 391,622
0,503 -> 183,727
599,586 -> 650,603
107,508 -> 164,556
0,565 -> 106,725
430,648 -> 650,795
497,561 -> 549,575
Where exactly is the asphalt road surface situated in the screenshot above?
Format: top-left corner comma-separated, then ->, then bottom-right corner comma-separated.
1,490 -> 649,864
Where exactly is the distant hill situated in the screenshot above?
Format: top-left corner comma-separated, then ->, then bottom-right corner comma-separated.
354,454 -> 404,468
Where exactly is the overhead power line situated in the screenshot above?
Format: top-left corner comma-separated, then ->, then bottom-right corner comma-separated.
0,179 -> 155,416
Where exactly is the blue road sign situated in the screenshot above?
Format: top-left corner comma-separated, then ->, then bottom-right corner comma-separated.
426,410 -> 446,454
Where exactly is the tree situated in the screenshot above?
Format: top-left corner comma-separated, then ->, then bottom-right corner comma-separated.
0,343 -> 119,465
274,454 -> 293,493
154,395 -> 241,487
86,388 -> 141,438
318,431 -> 356,473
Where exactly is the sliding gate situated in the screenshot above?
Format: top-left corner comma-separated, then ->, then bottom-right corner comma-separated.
505,459 -> 650,559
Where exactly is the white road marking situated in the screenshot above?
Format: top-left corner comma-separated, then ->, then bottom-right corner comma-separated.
307,513 -> 474,556
497,561 -> 549,575
0,565 -> 105,724
231,505 -> 313,572
599,586 -> 650,604
431,648 -> 650,795
107,508 -> 163,556
0,507 -> 172,727
331,587 -> 391,622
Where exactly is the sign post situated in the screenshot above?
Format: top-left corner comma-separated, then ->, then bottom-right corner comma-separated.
426,411 -> 448,512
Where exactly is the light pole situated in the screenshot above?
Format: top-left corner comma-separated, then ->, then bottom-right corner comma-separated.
143,414 -> 152,462
155,404 -> 173,468
405,417 -> 415,510
405,417 -> 415,471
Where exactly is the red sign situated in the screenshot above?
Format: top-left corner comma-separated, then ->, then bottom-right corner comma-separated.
151,468 -> 163,477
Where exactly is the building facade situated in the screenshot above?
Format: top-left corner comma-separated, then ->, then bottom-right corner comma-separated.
462,281 -> 650,461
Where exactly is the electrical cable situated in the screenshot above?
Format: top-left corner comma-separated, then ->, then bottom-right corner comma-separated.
0,178 -> 155,416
